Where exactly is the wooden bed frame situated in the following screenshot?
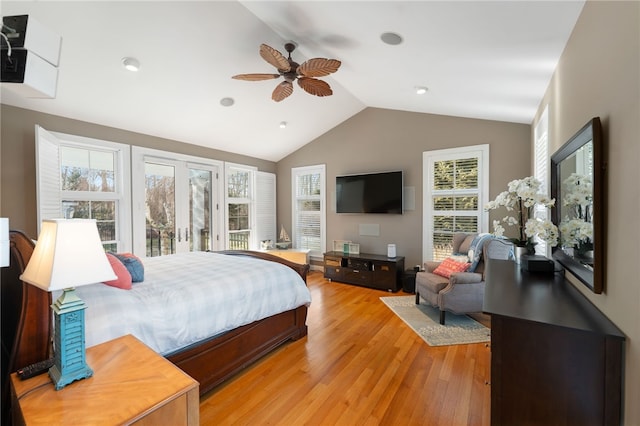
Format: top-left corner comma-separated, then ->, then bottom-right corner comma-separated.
1,230 -> 309,421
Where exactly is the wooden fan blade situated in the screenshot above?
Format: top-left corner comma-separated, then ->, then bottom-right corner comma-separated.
298,58 -> 341,77
232,73 -> 280,81
272,81 -> 293,102
298,77 -> 333,97
260,44 -> 291,72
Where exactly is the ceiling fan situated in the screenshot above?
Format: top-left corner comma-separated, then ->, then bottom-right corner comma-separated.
232,43 -> 341,102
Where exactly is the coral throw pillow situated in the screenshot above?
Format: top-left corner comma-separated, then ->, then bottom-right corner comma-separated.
433,257 -> 470,279
103,253 -> 132,290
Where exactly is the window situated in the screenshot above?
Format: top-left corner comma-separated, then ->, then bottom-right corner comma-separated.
131,147 -> 222,256
534,106 -> 550,255
423,145 -> 489,261
36,126 -> 131,252
292,165 -> 326,258
37,128 -> 269,257
225,163 -> 257,250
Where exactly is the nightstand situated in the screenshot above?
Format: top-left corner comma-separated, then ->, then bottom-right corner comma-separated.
262,248 -> 310,264
10,334 -> 199,425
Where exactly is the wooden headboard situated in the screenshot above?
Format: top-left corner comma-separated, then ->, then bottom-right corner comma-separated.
1,231 -> 52,423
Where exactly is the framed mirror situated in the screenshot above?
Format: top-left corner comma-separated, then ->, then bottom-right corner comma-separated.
551,117 -> 604,293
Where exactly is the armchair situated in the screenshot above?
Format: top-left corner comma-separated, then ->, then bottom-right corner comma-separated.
415,233 -> 512,325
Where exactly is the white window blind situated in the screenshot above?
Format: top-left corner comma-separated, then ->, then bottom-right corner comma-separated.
534,106 -> 550,255
256,171 -> 277,247
292,165 -> 325,258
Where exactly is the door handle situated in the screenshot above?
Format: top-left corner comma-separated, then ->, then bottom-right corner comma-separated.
177,228 -> 181,242
185,227 -> 189,242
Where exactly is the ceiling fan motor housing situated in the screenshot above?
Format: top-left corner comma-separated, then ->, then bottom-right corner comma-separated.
283,60 -> 299,82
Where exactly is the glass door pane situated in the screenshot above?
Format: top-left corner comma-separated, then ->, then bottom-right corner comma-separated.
189,168 -> 212,252
145,162 -> 176,257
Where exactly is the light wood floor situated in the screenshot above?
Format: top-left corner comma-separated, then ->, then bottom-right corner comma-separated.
200,271 -> 491,425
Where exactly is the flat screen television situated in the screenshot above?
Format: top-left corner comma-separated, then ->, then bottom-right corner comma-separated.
336,171 -> 403,214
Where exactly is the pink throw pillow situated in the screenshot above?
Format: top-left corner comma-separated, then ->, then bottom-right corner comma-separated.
433,257 -> 470,279
103,253 -> 132,290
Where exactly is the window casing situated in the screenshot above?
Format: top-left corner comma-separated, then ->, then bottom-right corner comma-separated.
423,145 -> 489,261
292,165 -> 326,258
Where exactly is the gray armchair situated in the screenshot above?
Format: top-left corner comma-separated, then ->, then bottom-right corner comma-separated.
415,233 -> 512,324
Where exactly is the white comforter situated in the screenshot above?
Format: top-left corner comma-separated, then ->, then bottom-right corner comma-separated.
60,251 -> 312,355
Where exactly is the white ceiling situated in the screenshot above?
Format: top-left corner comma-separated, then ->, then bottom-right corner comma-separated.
1,1 -> 585,162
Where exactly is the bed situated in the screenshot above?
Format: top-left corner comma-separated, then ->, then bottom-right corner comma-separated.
1,230 -> 310,421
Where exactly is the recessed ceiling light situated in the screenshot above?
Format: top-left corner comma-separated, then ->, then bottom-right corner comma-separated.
380,32 -> 403,46
121,57 -> 140,72
415,86 -> 428,95
279,121 -> 287,129
220,97 -> 235,107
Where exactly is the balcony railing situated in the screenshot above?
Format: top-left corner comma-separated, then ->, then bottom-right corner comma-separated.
229,232 -> 250,250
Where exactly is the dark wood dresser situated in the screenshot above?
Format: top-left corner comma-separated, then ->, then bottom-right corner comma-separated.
483,259 -> 625,426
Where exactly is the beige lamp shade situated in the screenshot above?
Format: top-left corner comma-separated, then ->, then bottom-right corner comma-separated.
0,218 -> 9,267
20,219 -> 117,291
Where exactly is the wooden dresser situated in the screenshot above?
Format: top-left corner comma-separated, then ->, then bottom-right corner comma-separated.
10,334 -> 199,425
483,259 -> 625,426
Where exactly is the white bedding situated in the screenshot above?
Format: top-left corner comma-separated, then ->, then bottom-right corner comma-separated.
58,251 -> 311,356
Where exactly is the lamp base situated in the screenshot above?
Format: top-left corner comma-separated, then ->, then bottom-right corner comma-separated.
49,363 -> 93,391
50,288 -> 93,390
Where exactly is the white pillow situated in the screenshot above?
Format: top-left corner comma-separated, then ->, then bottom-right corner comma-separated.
450,254 -> 470,264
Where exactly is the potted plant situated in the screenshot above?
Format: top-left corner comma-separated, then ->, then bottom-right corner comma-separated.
485,176 -> 558,262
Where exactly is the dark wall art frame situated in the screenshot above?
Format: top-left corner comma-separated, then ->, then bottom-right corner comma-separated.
551,117 -> 605,294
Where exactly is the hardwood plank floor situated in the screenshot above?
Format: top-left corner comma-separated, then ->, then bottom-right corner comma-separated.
200,271 -> 491,425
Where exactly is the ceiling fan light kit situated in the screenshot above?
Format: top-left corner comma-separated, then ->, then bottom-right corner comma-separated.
232,42 -> 341,102
122,57 -> 140,72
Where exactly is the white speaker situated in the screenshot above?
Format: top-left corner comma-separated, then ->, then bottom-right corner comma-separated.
387,244 -> 396,258
2,15 -> 61,98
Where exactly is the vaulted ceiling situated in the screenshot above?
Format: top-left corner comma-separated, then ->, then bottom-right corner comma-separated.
1,1 -> 584,161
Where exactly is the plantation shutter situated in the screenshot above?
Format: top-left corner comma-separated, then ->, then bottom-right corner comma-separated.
431,157 -> 480,260
292,165 -> 325,257
35,125 -> 63,228
255,171 -> 276,247
534,107 -> 549,255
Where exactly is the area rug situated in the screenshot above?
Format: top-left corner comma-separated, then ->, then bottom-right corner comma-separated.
380,296 -> 490,346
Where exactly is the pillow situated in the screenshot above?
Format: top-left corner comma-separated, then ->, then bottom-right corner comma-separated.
457,235 -> 477,256
449,254 -> 470,264
433,257 -> 470,279
103,253 -> 132,290
112,252 -> 145,282
467,233 -> 495,272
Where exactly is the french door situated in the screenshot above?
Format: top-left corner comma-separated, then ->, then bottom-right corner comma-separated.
132,147 -> 222,257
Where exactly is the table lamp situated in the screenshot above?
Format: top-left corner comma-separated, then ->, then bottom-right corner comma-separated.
20,219 -> 116,390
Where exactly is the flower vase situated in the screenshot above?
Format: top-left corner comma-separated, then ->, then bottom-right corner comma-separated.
514,246 -> 529,264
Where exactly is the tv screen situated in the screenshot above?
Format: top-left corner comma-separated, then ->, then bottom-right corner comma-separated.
336,171 -> 403,214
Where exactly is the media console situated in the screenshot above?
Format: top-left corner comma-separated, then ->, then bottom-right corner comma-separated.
323,251 -> 404,292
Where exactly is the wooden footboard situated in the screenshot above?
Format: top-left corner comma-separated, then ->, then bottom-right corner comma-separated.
168,304 -> 307,395
1,236 -> 310,423
170,249 -> 310,395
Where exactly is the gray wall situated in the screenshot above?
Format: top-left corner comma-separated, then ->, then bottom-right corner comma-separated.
532,1 -> 639,423
0,105 -> 276,237
276,107 -> 531,268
